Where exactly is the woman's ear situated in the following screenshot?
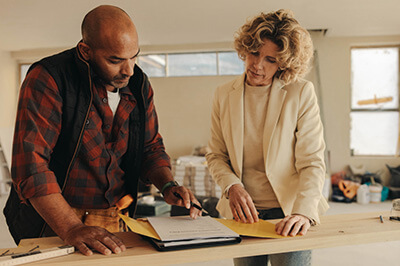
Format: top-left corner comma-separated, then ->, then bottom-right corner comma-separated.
78,42 -> 91,61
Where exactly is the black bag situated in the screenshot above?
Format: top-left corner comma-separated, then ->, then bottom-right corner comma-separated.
386,164 -> 400,188
3,185 -> 46,245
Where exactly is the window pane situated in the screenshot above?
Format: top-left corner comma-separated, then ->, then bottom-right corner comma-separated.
138,55 -> 166,77
351,47 -> 399,109
350,111 -> 399,155
218,52 -> 244,75
168,53 -> 217,76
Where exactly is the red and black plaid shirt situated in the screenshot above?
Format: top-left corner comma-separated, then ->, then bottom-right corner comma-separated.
12,65 -> 170,209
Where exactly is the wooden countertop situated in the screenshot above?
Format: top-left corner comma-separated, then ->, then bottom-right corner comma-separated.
2,211 -> 399,265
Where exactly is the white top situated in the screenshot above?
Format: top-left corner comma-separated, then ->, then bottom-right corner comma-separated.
107,89 -> 121,117
243,82 -> 280,209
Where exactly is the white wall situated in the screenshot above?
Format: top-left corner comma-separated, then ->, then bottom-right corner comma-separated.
4,34 -> 400,185
151,75 -> 236,158
314,34 -> 400,184
0,51 -> 17,128
151,35 -> 400,185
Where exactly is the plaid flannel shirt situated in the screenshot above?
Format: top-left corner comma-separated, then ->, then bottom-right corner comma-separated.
12,65 -> 170,209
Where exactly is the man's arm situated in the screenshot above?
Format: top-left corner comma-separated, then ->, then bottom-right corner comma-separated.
13,66 -> 125,255
30,193 -> 126,255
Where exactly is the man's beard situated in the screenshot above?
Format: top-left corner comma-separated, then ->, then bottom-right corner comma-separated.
90,60 -> 132,89
109,75 -> 130,89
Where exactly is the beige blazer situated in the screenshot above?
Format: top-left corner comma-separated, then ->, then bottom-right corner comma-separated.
206,74 -> 329,224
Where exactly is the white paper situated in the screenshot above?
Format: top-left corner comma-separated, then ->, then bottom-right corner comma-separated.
147,216 -> 239,242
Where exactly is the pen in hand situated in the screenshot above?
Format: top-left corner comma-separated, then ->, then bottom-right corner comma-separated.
173,192 -> 209,215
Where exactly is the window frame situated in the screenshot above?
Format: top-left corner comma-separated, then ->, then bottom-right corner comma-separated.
350,45 -> 400,157
137,50 -> 244,78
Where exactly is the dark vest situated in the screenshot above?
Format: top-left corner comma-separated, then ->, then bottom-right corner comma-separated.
4,47 -> 147,244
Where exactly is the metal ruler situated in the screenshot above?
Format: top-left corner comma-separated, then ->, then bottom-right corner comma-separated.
0,245 -> 74,266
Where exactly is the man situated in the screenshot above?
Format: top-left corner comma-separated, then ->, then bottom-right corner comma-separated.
4,5 -> 201,256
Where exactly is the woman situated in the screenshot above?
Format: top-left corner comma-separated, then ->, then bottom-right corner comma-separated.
206,9 -> 329,266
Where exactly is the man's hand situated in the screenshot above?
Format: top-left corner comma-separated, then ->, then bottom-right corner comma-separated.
30,193 -> 126,256
275,214 -> 311,236
146,167 -> 202,219
64,224 -> 126,256
228,184 -> 259,223
163,185 -> 202,219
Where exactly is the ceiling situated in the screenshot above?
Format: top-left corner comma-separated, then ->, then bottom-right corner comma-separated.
1,0 -> 399,52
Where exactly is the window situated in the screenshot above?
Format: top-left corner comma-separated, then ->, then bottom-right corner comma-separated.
350,47 -> 399,156
137,51 -> 244,77
218,52 -> 245,75
138,54 -> 166,77
19,51 -> 244,85
168,53 -> 217,76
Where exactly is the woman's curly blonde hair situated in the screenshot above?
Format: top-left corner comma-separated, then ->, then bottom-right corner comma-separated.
234,9 -> 313,84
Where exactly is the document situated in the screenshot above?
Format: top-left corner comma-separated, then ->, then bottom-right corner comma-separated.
119,214 -> 287,240
119,214 -> 241,250
147,216 -> 239,241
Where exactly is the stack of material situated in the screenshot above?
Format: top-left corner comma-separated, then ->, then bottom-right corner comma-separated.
171,164 -> 191,188
172,156 -> 221,198
190,165 -> 209,197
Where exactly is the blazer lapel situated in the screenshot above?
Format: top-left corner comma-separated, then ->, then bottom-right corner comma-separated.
228,74 -> 245,178
263,78 -> 286,162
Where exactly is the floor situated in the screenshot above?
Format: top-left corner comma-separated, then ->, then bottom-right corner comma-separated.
0,190 -> 399,265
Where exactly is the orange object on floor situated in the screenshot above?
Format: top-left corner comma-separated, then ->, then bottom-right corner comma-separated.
338,180 -> 360,199
331,171 -> 346,186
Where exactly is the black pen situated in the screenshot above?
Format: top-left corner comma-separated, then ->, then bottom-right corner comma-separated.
12,250 -> 41,259
173,192 -> 209,215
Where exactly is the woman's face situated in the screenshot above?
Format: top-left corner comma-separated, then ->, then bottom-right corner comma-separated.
244,39 -> 279,87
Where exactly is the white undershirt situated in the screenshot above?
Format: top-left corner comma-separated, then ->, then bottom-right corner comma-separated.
242,82 -> 280,209
107,89 -> 121,117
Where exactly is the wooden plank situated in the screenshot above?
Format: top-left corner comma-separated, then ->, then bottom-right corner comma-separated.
3,211 -> 398,266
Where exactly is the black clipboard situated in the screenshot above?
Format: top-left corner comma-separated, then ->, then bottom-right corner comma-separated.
144,235 -> 242,251
120,215 -> 243,251
144,216 -> 242,251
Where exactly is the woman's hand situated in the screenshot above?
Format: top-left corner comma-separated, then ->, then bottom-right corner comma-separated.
228,184 -> 259,223
275,214 -> 311,236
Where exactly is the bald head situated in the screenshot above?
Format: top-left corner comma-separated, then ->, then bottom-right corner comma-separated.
81,5 -> 138,49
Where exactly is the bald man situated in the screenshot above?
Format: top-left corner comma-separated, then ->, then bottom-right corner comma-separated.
4,5 -> 201,256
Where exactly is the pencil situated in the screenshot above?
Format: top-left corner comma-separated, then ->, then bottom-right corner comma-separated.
173,192 -> 209,215
379,215 -> 384,223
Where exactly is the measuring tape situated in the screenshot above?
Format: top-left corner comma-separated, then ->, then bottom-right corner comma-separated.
0,245 -> 74,266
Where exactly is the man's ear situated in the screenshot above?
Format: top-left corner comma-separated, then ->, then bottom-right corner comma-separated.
78,42 -> 91,61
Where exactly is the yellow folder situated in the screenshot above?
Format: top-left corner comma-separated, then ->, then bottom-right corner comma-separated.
215,218 -> 287,239
119,214 -> 288,239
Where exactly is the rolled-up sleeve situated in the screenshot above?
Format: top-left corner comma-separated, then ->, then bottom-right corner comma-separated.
12,65 -> 63,202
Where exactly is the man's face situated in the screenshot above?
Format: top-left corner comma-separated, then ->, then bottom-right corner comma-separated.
88,33 -> 139,90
